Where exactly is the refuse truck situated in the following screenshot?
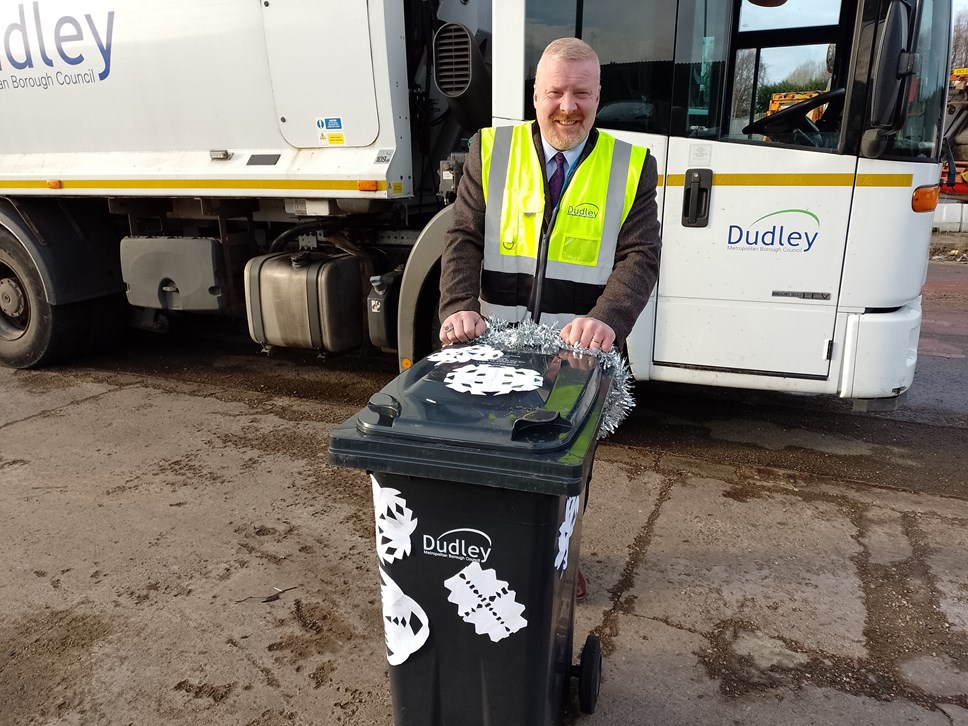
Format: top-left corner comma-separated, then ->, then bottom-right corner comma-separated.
0,0 -> 954,410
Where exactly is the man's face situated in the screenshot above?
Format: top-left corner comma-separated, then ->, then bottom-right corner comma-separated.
533,56 -> 600,151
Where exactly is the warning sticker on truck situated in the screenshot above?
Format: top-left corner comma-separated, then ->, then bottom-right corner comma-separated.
316,132 -> 345,145
314,118 -> 346,145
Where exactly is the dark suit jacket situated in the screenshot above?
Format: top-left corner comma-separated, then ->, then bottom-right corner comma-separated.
439,122 -> 662,343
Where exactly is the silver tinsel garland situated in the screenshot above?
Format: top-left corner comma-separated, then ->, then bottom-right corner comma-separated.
476,318 -> 635,438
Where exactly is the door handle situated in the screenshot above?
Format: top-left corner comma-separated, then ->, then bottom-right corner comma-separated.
681,168 -> 712,228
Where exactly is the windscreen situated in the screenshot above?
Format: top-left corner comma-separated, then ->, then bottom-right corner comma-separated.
522,0 -> 950,161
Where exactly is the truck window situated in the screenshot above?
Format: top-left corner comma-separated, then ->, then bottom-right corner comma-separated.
524,0 -> 580,119
674,0 -> 851,151
739,0 -> 841,30
879,0 -> 949,161
524,0 -> 676,134
580,0 -> 676,134
671,1 -> 732,139
727,42 -> 837,144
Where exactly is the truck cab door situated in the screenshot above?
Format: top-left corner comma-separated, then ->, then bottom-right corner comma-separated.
644,0 -> 858,381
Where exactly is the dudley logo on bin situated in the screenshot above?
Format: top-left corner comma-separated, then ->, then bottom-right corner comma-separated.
423,528 -> 493,563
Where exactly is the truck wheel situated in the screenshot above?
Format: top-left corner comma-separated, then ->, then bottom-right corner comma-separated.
0,229 -> 87,368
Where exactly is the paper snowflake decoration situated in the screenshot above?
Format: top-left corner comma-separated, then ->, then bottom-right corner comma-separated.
371,475 -> 418,566
427,344 -> 504,365
380,568 -> 430,665
444,562 -> 527,642
554,495 -> 581,575
443,364 -> 543,396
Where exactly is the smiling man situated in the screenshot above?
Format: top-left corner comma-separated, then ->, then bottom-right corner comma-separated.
438,37 -> 661,356
437,38 -> 662,601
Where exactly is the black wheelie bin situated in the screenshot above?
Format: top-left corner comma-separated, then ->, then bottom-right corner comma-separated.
328,342 -> 609,725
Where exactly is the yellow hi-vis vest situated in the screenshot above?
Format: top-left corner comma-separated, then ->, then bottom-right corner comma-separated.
479,122 -> 647,328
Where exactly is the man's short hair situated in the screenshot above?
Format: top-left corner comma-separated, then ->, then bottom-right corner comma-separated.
540,38 -> 600,67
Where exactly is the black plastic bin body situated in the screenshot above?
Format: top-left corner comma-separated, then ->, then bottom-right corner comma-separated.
328,344 -> 610,726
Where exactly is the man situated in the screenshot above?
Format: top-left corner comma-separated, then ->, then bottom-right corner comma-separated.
437,38 -> 662,599
438,36 -> 661,354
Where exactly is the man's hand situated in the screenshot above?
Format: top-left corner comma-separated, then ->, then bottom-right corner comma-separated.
560,317 -> 615,352
439,311 -> 486,345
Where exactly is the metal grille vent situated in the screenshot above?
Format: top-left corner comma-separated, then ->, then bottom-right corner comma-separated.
434,24 -> 473,96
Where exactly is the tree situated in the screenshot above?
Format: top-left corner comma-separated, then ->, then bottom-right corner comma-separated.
952,9 -> 968,70
739,56 -> 829,117
732,49 -> 759,119
786,60 -> 828,87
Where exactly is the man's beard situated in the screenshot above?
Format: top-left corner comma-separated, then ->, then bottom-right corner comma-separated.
546,113 -> 586,150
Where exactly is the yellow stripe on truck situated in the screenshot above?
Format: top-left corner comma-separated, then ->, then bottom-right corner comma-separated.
1,172 -> 911,193
0,179 -> 389,191
855,174 -> 915,187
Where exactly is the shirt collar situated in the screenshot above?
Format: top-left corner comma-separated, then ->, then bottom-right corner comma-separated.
541,134 -> 588,177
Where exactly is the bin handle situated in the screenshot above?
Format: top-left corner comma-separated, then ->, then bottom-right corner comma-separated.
511,409 -> 567,440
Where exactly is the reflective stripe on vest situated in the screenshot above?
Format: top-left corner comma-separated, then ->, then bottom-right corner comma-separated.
479,123 -> 646,319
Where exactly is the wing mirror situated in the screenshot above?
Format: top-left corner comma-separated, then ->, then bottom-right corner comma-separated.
863,0 -> 920,156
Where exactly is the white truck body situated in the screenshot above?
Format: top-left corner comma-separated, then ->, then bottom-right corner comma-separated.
0,0 -> 953,410
0,1 -> 420,199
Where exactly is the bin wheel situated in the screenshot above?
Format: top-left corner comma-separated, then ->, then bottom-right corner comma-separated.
578,634 -> 602,714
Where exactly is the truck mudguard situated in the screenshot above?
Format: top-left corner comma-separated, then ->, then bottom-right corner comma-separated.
397,205 -> 452,369
0,198 -> 124,305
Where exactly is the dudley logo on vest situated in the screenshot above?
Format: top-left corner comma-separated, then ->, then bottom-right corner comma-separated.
566,203 -> 600,219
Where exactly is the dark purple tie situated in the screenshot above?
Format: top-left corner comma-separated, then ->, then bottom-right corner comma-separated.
548,152 -> 566,209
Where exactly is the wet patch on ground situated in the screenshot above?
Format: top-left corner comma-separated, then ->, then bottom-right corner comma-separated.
173,679 -> 237,703
639,463 -> 968,711
210,424 -> 375,541
591,473 -> 676,657
0,455 -> 28,469
267,598 -> 352,659
12,369 -> 86,395
243,709 -> 300,726
0,608 -> 113,726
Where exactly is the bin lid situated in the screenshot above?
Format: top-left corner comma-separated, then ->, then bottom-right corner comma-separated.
328,344 -> 609,495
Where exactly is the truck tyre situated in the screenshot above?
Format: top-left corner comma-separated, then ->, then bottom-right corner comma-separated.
0,228 -> 89,368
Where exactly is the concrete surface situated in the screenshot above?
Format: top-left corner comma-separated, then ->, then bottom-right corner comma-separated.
2,363 -> 967,725
0,258 -> 965,725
